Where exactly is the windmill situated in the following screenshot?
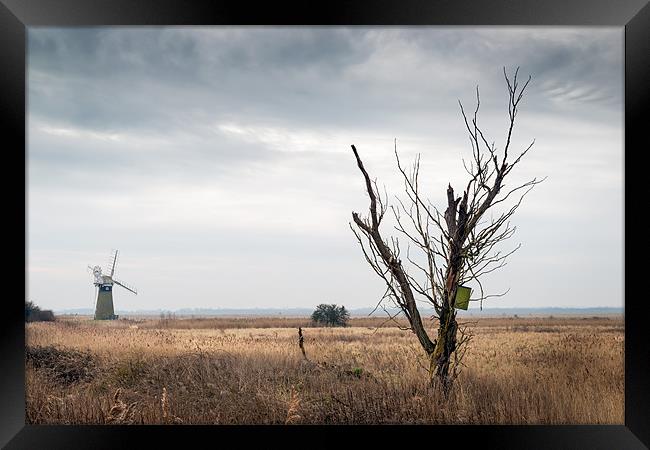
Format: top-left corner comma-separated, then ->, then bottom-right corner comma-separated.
88,249 -> 137,320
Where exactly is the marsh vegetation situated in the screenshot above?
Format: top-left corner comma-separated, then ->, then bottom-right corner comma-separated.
26,315 -> 623,425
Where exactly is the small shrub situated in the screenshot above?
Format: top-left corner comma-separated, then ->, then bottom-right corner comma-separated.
25,300 -> 55,322
311,304 -> 350,327
25,300 -> 41,322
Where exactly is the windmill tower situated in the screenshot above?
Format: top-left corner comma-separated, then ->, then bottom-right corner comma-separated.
88,250 -> 137,320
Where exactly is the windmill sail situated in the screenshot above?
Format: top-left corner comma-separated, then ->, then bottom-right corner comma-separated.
113,278 -> 137,295
110,250 -> 119,276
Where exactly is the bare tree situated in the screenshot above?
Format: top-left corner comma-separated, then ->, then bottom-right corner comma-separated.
350,68 -> 544,392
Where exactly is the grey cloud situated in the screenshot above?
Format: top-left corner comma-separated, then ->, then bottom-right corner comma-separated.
29,28 -> 621,137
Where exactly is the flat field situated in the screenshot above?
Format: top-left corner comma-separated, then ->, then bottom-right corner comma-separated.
25,315 -> 623,424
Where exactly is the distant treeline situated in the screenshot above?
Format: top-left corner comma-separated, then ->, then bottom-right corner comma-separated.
56,306 -> 623,318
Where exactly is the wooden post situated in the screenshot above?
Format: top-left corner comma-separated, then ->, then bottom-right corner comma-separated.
298,327 -> 307,360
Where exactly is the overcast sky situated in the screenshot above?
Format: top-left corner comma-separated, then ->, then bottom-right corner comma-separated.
27,27 -> 623,312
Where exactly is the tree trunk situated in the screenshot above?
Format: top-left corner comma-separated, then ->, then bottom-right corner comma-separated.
432,280 -> 461,391
430,190 -> 463,393
429,308 -> 458,393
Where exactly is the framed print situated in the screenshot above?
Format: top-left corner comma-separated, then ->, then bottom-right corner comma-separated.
2,0 -> 648,448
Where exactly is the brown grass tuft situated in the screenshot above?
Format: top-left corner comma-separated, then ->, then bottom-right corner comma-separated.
284,385 -> 302,424
107,388 -> 138,424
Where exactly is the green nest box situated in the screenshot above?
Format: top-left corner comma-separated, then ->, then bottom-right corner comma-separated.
454,285 -> 472,310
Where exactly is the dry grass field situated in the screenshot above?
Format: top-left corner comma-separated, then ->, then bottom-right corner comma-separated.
25,315 -> 623,425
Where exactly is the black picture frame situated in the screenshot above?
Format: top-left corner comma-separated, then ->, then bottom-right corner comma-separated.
2,0 -> 648,448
